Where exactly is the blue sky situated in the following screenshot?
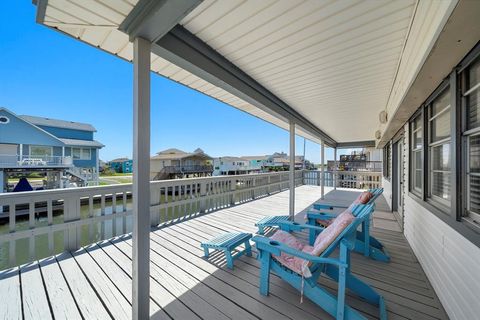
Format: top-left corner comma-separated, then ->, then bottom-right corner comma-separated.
0,2 -> 348,163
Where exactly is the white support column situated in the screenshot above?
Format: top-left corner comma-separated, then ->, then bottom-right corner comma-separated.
334,147 -> 337,190
132,37 -> 151,320
321,141 -> 325,199
289,121 -> 295,220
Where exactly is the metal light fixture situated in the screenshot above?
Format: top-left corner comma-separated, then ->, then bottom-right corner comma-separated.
379,110 -> 388,124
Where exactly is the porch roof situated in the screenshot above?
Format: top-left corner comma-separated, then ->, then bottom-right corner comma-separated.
33,0 -> 471,147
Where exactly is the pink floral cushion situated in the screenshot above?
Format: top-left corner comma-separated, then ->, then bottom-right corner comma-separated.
269,230 -> 307,274
269,209 -> 355,276
311,209 -> 355,256
353,191 -> 373,204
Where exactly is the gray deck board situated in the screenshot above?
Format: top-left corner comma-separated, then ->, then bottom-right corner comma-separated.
2,186 -> 449,319
38,257 -> 82,320
56,252 -> 112,320
19,262 -> 52,320
0,267 -> 22,320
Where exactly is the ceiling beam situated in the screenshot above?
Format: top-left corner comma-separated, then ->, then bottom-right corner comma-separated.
336,140 -> 376,148
34,0 -> 48,24
119,0 -> 202,42
153,25 -> 337,147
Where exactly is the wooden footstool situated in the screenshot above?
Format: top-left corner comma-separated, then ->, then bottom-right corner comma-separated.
255,215 -> 290,235
201,232 -> 252,269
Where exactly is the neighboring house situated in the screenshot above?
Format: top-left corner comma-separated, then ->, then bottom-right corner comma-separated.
264,152 -> 304,171
150,148 -> 213,180
0,108 -> 104,192
213,156 -> 256,176
108,158 -> 132,173
241,155 -> 269,172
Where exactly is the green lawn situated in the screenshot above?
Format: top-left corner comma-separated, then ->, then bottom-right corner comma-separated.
100,172 -> 133,177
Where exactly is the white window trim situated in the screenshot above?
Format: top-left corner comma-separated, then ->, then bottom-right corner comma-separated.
29,145 -> 53,157
72,147 -> 92,160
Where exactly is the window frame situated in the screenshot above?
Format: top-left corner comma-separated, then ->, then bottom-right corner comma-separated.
461,54 -> 480,225
406,42 -> 480,244
29,145 -> 53,158
426,85 -> 452,209
410,110 -> 424,197
72,147 -> 92,160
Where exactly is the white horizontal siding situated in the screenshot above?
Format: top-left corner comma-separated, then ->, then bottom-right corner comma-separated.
382,178 -> 392,212
404,196 -> 480,320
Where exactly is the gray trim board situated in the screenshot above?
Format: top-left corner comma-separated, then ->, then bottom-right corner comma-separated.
153,25 -> 337,147
119,0 -> 202,42
35,0 -> 48,24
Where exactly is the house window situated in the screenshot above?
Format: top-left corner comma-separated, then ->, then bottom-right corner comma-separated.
72,148 -> 91,160
0,116 -> 10,124
463,57 -> 480,222
428,88 -> 451,207
30,145 -> 52,158
410,113 -> 423,195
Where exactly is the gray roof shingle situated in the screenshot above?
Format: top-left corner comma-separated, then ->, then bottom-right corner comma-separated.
20,115 -> 96,132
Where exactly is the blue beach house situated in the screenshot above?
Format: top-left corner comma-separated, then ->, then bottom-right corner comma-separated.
108,158 -> 133,173
0,107 -> 104,192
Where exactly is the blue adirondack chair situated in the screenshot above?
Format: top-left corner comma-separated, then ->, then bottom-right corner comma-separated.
306,188 -> 390,262
252,204 -> 387,320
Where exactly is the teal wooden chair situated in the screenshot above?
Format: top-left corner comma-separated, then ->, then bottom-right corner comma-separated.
311,188 -> 383,211
252,204 -> 387,320
306,188 -> 390,262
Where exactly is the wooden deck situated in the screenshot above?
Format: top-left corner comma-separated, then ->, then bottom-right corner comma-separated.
0,186 -> 448,320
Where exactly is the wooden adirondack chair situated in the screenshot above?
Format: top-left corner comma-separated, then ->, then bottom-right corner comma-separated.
252,204 -> 387,320
306,188 -> 390,262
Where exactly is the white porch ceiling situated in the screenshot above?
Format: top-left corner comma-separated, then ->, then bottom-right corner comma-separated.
41,0 -> 423,144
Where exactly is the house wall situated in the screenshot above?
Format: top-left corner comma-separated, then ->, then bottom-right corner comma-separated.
391,107 -> 480,320
72,150 -> 97,168
37,126 -> 93,140
381,177 -> 392,211
0,110 -> 63,147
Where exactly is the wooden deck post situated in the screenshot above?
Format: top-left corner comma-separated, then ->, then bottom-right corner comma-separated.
321,141 -> 325,199
289,121 -> 295,220
132,36 -> 151,320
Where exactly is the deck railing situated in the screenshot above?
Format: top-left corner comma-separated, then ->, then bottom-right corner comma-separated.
0,170 -> 303,270
303,170 -> 382,189
0,154 -> 73,168
163,164 -> 214,173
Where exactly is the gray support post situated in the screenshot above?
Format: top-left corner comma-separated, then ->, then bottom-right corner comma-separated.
96,148 -> 100,185
334,148 -> 337,190
289,121 -> 295,220
230,178 -> 236,206
321,141 -> 325,199
132,37 -> 151,320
